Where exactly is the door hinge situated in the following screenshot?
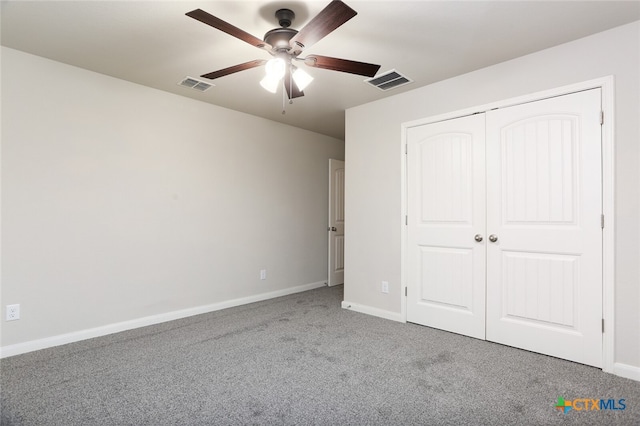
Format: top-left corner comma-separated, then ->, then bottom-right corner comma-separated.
601,214 -> 605,229
602,318 -> 605,333
405,144 -> 408,155
405,287 -> 407,297
600,111 -> 604,125
405,215 -> 408,225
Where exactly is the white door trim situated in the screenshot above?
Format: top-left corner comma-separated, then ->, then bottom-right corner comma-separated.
400,76 -> 615,374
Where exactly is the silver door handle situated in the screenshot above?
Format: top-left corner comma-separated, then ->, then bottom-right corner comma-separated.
489,234 -> 498,243
474,234 -> 483,242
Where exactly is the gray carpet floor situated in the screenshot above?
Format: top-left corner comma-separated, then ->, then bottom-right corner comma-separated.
1,285 -> 638,425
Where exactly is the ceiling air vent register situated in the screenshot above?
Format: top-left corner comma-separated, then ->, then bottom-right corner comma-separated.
365,70 -> 413,91
178,77 -> 213,92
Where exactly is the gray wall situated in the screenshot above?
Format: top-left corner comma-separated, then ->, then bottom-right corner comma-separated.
344,22 -> 639,371
1,47 -> 344,348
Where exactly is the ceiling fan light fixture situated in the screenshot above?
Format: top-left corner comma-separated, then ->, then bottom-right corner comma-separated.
265,57 -> 286,79
292,67 -> 314,91
260,75 -> 281,93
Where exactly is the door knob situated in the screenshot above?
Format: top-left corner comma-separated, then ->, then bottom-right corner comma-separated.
474,234 -> 483,242
331,227 -> 337,231
489,234 -> 498,243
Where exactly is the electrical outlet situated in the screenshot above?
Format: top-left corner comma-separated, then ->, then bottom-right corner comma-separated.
6,304 -> 20,321
381,281 -> 389,294
260,269 -> 267,280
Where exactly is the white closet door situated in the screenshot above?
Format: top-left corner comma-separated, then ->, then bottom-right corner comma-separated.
406,114 -> 486,339
485,89 -> 603,367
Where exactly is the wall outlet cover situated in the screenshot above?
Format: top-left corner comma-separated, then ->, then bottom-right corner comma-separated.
6,304 -> 20,321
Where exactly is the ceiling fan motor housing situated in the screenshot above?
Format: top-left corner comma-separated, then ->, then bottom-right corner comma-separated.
264,27 -> 298,50
264,9 -> 298,51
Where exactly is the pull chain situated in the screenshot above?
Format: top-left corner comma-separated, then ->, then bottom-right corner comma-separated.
281,80 -> 286,115
289,66 -> 294,105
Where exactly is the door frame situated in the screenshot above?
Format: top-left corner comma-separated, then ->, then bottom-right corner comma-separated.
400,76 -> 615,374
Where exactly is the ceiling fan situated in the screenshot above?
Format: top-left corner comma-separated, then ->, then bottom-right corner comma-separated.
186,0 -> 381,100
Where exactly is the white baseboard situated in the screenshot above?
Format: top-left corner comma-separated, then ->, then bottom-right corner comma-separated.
613,362 -> 640,382
341,300 -> 404,323
0,281 -> 327,359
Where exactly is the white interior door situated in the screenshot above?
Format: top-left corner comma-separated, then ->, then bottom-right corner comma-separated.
485,89 -> 603,367
406,114 -> 486,339
328,159 -> 345,286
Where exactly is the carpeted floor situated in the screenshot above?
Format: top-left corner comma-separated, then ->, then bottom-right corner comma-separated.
1,285 -> 638,425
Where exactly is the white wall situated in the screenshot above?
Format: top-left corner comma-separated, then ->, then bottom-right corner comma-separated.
1,47 -> 344,350
344,22 -> 640,371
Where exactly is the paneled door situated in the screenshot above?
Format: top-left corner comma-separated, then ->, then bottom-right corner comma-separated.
406,89 -> 603,367
328,159 -> 345,286
485,89 -> 603,367
406,114 -> 486,339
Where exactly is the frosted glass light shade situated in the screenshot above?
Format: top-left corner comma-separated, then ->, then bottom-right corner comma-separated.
260,75 -> 281,93
265,58 -> 286,79
292,68 -> 314,91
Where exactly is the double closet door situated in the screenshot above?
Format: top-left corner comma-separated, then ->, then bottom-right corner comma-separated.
406,89 -> 603,367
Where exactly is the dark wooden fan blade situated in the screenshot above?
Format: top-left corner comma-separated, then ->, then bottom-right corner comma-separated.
304,55 -> 380,77
186,9 -> 271,51
201,59 -> 267,80
284,68 -> 305,99
289,1 -> 357,53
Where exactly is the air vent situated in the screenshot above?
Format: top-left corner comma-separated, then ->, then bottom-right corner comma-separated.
365,70 -> 413,91
178,77 -> 213,92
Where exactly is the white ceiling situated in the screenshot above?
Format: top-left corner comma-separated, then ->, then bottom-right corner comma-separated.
2,1 -> 639,140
